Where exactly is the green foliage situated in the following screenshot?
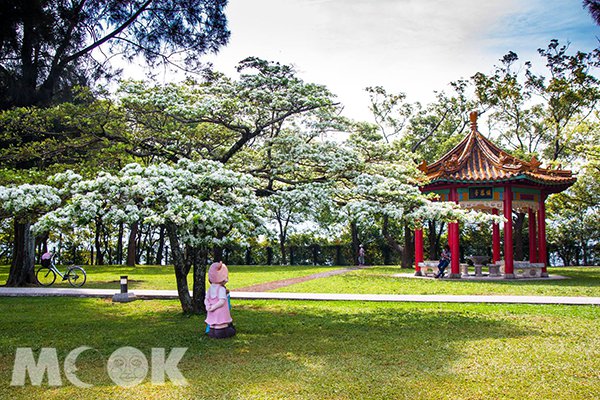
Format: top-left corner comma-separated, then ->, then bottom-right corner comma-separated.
0,91 -> 129,176
472,51 -> 545,158
404,80 -> 477,161
547,160 -> 600,266
0,0 -> 229,108
120,57 -> 341,164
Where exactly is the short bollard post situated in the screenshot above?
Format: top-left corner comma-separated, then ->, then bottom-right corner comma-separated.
112,275 -> 137,303
120,275 -> 128,293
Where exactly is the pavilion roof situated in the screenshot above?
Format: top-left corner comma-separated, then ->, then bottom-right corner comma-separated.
419,112 -> 576,192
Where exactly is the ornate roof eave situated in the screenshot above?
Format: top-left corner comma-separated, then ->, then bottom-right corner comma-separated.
418,111 -> 576,191
422,176 -> 577,193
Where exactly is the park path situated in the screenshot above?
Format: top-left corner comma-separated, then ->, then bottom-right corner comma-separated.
1,287 -> 600,305
232,265 -> 372,292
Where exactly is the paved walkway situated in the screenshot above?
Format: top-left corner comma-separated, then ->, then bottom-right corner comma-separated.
235,266 -> 371,292
1,287 -> 599,305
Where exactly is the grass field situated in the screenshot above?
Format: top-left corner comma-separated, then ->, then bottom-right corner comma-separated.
273,266 -> 600,297
0,297 -> 599,399
0,264 -> 341,291
1,265 -> 600,398
2,264 -> 599,297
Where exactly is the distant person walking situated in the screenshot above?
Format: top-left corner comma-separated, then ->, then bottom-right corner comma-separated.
358,244 -> 365,266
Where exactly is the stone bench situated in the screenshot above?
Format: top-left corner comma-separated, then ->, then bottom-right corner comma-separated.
498,261 -> 544,278
464,263 -> 502,277
459,263 -> 500,277
462,256 -> 499,277
418,261 -> 440,277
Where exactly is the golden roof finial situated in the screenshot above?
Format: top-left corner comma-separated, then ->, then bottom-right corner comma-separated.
469,111 -> 478,131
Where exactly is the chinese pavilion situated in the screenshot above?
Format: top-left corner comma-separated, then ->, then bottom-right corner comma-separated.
414,111 -> 576,278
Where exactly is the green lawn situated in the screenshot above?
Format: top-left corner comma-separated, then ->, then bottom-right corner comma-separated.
0,264 -> 340,291
0,297 -> 599,399
2,264 -> 600,297
273,266 -> 600,297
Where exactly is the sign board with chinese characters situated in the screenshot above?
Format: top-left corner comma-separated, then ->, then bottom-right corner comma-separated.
469,187 -> 493,200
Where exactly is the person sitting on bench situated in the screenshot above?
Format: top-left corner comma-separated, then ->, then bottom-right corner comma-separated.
435,245 -> 451,278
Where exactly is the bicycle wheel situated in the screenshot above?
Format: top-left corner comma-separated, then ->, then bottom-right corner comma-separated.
36,267 -> 56,286
67,266 -> 87,287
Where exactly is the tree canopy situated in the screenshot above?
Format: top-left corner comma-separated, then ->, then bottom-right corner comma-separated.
0,0 -> 230,109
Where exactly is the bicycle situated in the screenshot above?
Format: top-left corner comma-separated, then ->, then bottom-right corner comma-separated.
36,260 -> 87,288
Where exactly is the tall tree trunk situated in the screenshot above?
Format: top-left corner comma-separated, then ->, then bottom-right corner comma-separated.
135,224 -> 143,264
381,216 -> 392,265
514,212 -> 525,261
213,246 -> 223,262
94,218 -> 104,265
223,247 -> 230,264
335,245 -> 343,266
126,222 -> 138,267
266,247 -> 273,265
312,244 -> 320,265
56,233 -> 62,265
155,225 -> 165,265
35,232 -> 49,264
277,217 -> 288,265
145,227 -> 153,265
279,234 -> 287,265
289,246 -> 295,265
192,248 -> 207,315
139,225 -> 149,264
6,219 -> 36,286
428,220 -> 445,260
245,246 -> 252,265
166,223 -> 194,314
104,227 -> 113,265
402,223 -> 413,268
351,220 -> 359,266
382,219 -> 404,261
116,222 -> 124,265
41,235 -> 48,256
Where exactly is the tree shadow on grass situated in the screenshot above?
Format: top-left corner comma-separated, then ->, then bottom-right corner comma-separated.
0,297 -> 547,399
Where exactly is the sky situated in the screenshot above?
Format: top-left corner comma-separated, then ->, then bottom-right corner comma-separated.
147,0 -> 600,122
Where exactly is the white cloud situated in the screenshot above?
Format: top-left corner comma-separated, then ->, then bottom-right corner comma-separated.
127,0 -> 600,123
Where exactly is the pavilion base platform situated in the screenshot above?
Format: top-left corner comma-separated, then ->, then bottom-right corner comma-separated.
400,272 -> 567,281
416,260 -> 550,280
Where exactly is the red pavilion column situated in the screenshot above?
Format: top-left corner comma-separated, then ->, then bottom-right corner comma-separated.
492,208 -> 501,263
528,208 -> 537,263
448,187 -> 461,278
503,186 -> 515,278
414,228 -> 424,276
538,192 -> 549,277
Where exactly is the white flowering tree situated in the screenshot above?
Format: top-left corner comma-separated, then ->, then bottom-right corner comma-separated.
118,58 -> 349,265
263,182 -> 334,265
36,159 -> 263,314
119,57 -> 341,164
339,126 -> 504,266
245,128 -> 356,264
0,184 -> 61,286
